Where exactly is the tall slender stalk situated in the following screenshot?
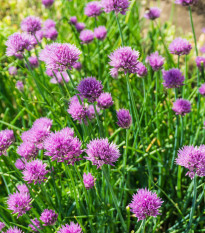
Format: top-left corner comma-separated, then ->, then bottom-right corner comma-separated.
115,14 -> 125,46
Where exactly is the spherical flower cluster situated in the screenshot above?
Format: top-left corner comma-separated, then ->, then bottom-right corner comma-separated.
70,16 -> 77,25
172,98 -> 191,116
200,46 -> 205,54
44,128 -> 83,164
15,158 -> 26,170
83,173 -> 95,189
75,22 -> 85,32
77,77 -> 103,102
50,71 -> 70,84
176,145 -> 205,179
33,117 -> 53,129
44,27 -> 58,41
67,96 -> 87,123
42,0 -> 54,8
57,222 -> 82,233
85,138 -> 121,168
73,62 -> 82,70
116,109 -> 132,128
5,227 -> 24,233
109,47 -> 140,78
28,56 -> 39,69
175,0 -> 198,6
40,209 -> 58,226
0,129 -> 14,155
85,1 -> 102,17
97,92 -> 113,109
22,159 -> 48,184
136,62 -> 148,77
80,30 -> 94,44
199,83 -> 205,96
146,52 -> 164,71
17,142 -> 38,160
39,43 -> 81,71
0,222 -> 5,231
162,68 -> 184,88
9,66 -> 17,75
87,105 -> 100,120
17,184 -> 29,194
29,218 -> 42,232
16,81 -> 24,91
144,7 -> 161,20
129,188 -> 163,221
7,192 -> 32,217
21,16 -> 42,34
94,26 -> 107,41
101,0 -> 130,15
44,19 -> 56,29
5,33 -> 32,58
169,38 -> 192,56
195,56 -> 205,69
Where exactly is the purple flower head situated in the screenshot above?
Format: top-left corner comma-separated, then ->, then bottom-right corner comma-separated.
42,0 -> 54,7
172,98 -> 191,116
0,129 -> 14,155
97,92 -> 113,109
21,16 -> 42,34
146,52 -> 164,71
17,184 -> 29,194
109,47 -> 140,77
85,138 -> 121,168
85,1 -> 102,17
196,56 -> 205,69
86,104 -> 100,120
94,26 -> 107,40
67,96 -> 87,123
129,188 -> 163,221
44,129 -> 83,164
169,38 -> 192,56
77,77 -> 103,102
176,145 -> 205,179
202,28 -> 205,33
83,173 -> 95,189
200,46 -> 205,54
22,159 -> 48,184
144,7 -> 161,20
7,192 -> 32,217
162,68 -> 184,88
44,19 -> 56,29
16,81 -> 24,91
50,71 -> 70,84
39,43 -> 81,72
45,27 -> 58,41
29,218 -> 42,232
40,209 -> 58,226
136,62 -> 148,77
15,158 -> 26,170
101,0 -> 130,15
57,222 -> 82,233
28,56 -> 39,69
116,109 -> 132,128
80,30 -> 94,44
73,62 -> 82,71
70,16 -> 77,25
110,68 -> 119,79
17,142 -> 38,160
33,117 -> 53,129
0,222 -> 5,231
9,66 -> 17,75
175,0 -> 198,6
75,22 -> 85,32
5,227 -> 24,233
5,32 -> 33,58
199,83 -> 205,96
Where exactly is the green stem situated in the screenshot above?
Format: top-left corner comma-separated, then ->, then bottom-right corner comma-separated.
94,103 -> 103,137
115,14 -> 125,46
102,166 -> 127,232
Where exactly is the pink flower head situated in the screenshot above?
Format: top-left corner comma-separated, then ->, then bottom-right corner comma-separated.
7,192 -> 32,217
73,62 -> 82,71
85,1 -> 102,17
29,218 -> 42,232
28,56 -> 39,69
44,19 -> 56,29
42,0 -> 54,7
39,43 -> 81,72
40,209 -> 58,226
83,173 -> 95,189
0,222 -> 5,231
17,142 -> 38,160
5,227 -> 24,233
199,83 -> 205,96
16,81 -> 24,91
80,30 -> 94,44
85,138 -> 121,168
196,56 -> 205,69
70,16 -> 77,25
116,109 -> 132,128
175,0 -> 198,6
94,26 -> 107,41
44,27 -> 58,41
136,62 -> 148,77
146,51 -> 164,71
17,184 -> 29,194
15,158 -> 26,170
144,7 -> 161,20
129,188 -> 163,221
0,129 -> 14,155
169,38 -> 192,56
101,0 -> 130,15
75,22 -> 85,32
176,145 -> 205,179
172,98 -> 191,116
57,222 -> 82,233
97,92 -> 113,109
21,16 -> 42,34
86,104 -> 100,120
9,66 -> 17,75
109,47 -> 140,77
162,68 -> 184,88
